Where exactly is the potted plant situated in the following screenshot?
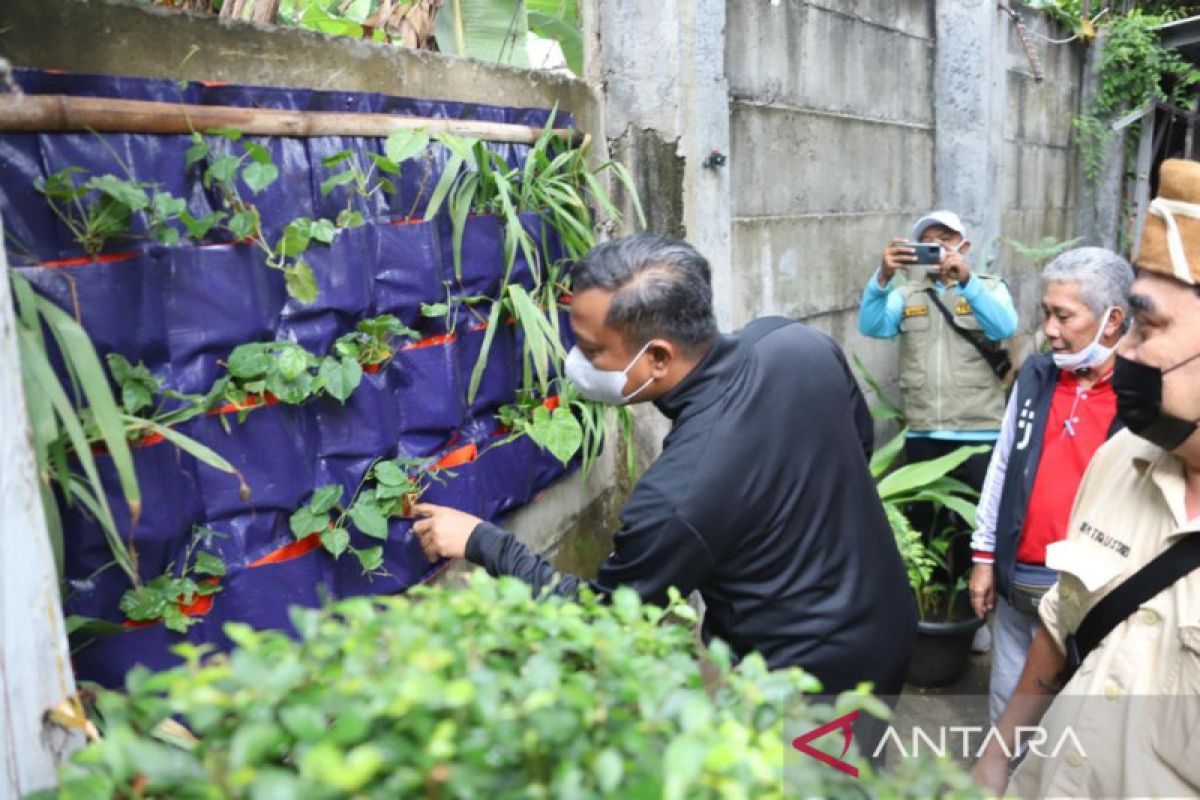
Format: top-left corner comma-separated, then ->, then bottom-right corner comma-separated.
872,427 -> 989,687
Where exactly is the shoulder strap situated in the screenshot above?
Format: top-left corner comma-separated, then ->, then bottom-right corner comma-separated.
923,288 -> 1010,380
1064,533 -> 1200,679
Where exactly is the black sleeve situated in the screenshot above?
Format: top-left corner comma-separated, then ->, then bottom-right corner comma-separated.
465,503 -> 715,607
832,341 -> 874,459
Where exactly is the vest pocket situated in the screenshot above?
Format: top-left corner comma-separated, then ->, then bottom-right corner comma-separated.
1150,624 -> 1200,788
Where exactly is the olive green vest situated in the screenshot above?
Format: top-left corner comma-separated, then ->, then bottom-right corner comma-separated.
896,275 -> 1007,432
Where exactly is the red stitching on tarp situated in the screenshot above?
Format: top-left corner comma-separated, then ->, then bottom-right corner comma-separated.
248,532 -> 323,568
37,251 -> 140,269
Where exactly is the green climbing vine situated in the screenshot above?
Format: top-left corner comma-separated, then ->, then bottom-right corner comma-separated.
1030,5 -> 1200,184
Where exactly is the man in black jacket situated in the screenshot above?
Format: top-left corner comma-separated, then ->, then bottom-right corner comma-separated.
414,234 -> 916,696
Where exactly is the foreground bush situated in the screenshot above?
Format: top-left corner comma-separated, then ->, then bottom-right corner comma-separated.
48,572 -> 976,798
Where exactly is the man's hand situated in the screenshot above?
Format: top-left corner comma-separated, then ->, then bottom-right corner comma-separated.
970,563 -> 996,618
943,247 -> 972,285
412,503 -> 483,562
879,238 -> 916,286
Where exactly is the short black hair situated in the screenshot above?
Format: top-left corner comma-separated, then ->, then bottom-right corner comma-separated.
570,234 -> 719,352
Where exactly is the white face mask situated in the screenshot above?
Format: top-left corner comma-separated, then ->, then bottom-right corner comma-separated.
564,341 -> 655,405
1052,306 -> 1117,373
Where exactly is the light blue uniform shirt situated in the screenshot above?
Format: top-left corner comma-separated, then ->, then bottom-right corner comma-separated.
858,269 -> 1019,442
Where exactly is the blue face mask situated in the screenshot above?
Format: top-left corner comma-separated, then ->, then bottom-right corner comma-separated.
564,341 -> 655,405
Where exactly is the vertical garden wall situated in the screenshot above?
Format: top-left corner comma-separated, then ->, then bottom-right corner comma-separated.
0,66 -> 626,688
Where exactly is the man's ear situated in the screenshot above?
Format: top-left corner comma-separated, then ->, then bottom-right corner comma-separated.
958,240 -> 972,256
1105,307 -> 1126,339
647,340 -> 675,377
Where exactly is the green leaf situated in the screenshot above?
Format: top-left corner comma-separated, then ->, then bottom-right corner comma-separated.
876,444 -> 990,501
322,150 -> 353,168
228,209 -> 259,240
384,129 -> 430,164
207,126 -> 244,141
179,210 -> 225,241
242,162 -> 279,194
420,302 -> 449,317
229,723 -> 285,770
206,155 -> 241,187
528,8 -> 583,75
242,141 -> 272,165
869,427 -> 908,479
528,406 -> 583,466
372,461 -> 408,487
285,260 -> 319,304
38,301 -> 142,540
308,484 -> 344,515
290,507 -> 328,540
355,546 -> 384,572
321,526 -> 350,558
367,152 -> 400,175
192,551 -> 226,578
423,149 -> 465,220
348,500 -> 389,540
319,356 -> 362,403
277,346 -> 308,381
434,0 -> 530,67
185,135 -> 210,168
85,175 -> 150,211
278,218 -> 313,257
227,344 -> 273,379
320,169 -> 357,196
336,209 -> 366,229
120,585 -> 171,621
310,218 -> 337,245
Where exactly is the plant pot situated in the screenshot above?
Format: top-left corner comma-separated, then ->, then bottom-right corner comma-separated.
905,613 -> 985,688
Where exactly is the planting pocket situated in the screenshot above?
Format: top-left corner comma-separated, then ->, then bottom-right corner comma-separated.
277,224 -> 374,355
60,438 -> 206,619
178,403 -> 317,521
163,241 -> 287,395
391,338 -> 465,444
456,320 -> 522,421
373,219 -> 444,328
475,433 -> 536,521
17,247 -> 170,384
312,367 -> 401,489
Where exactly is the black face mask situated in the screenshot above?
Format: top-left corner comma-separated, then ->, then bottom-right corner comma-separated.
1113,353 -> 1200,451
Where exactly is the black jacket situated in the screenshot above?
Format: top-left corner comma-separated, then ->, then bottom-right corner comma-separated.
467,317 -> 916,693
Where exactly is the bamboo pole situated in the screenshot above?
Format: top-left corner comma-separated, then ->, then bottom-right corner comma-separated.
0,94 -> 578,144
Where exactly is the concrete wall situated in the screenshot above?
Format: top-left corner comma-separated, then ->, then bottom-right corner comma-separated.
726,0 -> 936,391
997,10 -> 1087,350
723,1 -> 1088,390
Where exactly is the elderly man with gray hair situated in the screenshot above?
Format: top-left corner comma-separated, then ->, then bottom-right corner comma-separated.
969,246 -> 1134,724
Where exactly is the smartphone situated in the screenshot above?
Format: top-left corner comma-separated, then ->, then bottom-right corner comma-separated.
904,242 -> 943,266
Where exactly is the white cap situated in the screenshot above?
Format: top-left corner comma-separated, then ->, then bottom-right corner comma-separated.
911,210 -> 966,242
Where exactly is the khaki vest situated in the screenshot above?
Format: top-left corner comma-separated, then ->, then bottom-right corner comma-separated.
896,275 -> 1006,431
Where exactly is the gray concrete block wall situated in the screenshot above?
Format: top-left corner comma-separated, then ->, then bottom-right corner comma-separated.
726,0 -> 936,402
726,1 -> 1088,390
997,10 -> 1086,346
726,0 -> 936,312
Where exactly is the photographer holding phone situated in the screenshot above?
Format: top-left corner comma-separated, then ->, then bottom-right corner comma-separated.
859,211 -> 1018,641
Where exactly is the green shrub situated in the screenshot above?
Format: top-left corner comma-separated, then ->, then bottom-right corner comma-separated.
49,572 -> 974,799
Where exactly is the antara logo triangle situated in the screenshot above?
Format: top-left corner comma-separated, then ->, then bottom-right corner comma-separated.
791,710 -> 860,778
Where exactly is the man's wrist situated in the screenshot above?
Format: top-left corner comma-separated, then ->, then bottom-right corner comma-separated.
463,520 -> 499,565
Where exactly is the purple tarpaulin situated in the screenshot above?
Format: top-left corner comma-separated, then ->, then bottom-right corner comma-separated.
2,69 -> 578,687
